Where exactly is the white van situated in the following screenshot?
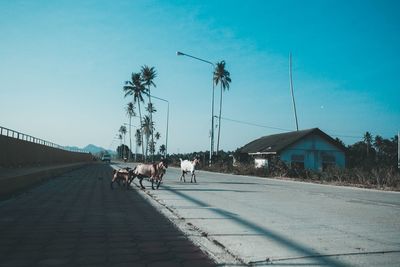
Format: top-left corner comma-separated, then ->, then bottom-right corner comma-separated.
101,154 -> 111,162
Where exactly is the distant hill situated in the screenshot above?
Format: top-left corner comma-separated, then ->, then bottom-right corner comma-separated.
83,144 -> 105,154
63,144 -> 115,155
83,144 -> 116,155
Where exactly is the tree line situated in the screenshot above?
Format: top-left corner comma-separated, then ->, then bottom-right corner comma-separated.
166,132 -> 399,189
116,65 -> 163,162
116,60 -> 232,163
346,131 -> 398,170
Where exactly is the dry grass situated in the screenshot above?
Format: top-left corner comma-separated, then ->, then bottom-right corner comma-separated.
198,162 -> 400,192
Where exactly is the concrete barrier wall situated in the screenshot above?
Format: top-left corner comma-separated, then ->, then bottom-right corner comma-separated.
0,135 -> 92,167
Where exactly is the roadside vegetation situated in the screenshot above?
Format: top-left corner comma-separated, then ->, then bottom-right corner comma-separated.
116,59 -> 232,163
117,65 -> 164,162
169,132 -> 399,191
113,65 -> 399,191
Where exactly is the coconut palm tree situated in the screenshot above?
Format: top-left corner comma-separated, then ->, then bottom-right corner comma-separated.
123,73 -> 146,159
213,60 -> 232,155
135,129 -> 142,161
146,102 -> 157,114
117,134 -> 123,159
119,126 -> 127,159
141,115 -> 153,161
141,65 -> 157,160
364,131 -> 373,157
155,132 -> 161,141
159,144 -> 166,156
125,102 -> 136,161
374,135 -> 384,163
151,132 -> 161,156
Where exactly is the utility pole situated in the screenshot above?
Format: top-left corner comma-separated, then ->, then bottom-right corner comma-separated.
289,52 -> 299,131
398,131 -> 399,169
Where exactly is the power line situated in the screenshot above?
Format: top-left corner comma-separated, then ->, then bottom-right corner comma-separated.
329,134 -> 363,139
219,116 -> 293,132
219,116 -> 364,140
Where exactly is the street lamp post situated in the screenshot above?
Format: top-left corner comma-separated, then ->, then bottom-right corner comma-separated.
177,51 -> 215,166
149,95 -> 169,157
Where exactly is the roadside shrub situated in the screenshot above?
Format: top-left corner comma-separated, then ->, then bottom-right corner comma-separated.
168,151 -> 400,191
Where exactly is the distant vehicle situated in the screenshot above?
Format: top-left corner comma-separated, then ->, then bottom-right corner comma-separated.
101,154 -> 111,162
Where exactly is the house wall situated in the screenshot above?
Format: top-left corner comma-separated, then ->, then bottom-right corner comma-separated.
279,134 -> 345,171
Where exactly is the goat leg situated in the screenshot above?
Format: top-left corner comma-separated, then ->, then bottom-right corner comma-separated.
139,177 -> 145,189
110,175 -> 117,189
157,180 -> 161,189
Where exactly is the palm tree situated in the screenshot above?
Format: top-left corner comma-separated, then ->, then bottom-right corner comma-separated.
126,102 -> 136,161
146,102 -> 157,114
141,65 -> 157,160
374,135 -> 384,163
364,131 -> 373,157
119,126 -> 127,159
213,60 -> 232,155
155,132 -> 161,141
124,73 -> 146,159
159,144 -> 166,156
141,115 -> 153,161
151,132 -> 161,156
117,134 -> 123,158
135,129 -> 142,161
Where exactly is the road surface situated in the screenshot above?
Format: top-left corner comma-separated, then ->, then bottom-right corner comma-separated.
113,162 -> 400,266
0,164 -> 216,267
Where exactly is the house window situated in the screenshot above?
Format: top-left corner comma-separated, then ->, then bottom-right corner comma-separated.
322,153 -> 336,171
291,154 -> 304,170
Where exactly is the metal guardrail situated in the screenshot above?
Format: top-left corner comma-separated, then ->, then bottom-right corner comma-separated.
0,126 -> 89,153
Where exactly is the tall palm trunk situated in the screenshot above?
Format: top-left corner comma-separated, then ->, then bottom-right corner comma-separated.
217,84 -> 223,154
129,116 -> 132,161
138,101 -> 145,162
213,60 -> 231,158
148,87 -> 154,162
123,134 -> 126,159
145,135 -> 149,159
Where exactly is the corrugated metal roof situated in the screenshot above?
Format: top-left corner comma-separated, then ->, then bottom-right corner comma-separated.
241,128 -> 345,154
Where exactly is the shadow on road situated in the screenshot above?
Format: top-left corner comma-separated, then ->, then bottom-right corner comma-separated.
161,184 -> 350,267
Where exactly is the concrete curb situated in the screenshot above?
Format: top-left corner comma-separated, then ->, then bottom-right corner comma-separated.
0,162 -> 92,199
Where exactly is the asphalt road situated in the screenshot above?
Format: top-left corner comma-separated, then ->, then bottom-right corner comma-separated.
0,164 -> 216,267
114,162 -> 400,266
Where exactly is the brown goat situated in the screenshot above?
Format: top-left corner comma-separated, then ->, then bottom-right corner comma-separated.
110,167 -> 135,189
133,159 -> 168,190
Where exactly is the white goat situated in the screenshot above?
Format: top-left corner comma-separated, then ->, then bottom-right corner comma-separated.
180,158 -> 200,183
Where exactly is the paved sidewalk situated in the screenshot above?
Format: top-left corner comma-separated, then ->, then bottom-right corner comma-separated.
0,164 -> 216,267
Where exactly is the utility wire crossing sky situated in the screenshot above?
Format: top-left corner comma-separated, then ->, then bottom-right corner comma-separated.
0,0 -> 399,153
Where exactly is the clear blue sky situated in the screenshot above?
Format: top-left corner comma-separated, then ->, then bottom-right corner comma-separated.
1,0 -> 399,153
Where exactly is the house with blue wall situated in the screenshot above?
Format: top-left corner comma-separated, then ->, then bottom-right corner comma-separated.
241,128 -> 346,171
